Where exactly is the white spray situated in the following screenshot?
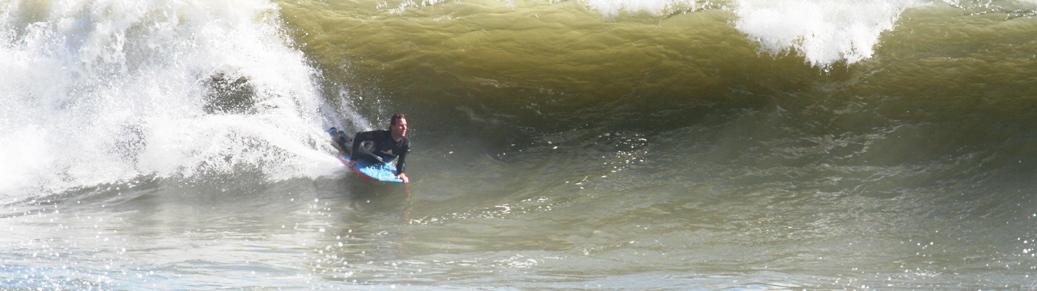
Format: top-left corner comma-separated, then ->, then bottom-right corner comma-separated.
734,0 -> 921,67
577,0 -> 921,67
0,0 -> 348,198
584,0 -> 699,17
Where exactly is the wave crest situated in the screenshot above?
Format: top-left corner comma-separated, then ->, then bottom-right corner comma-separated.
734,0 -> 920,67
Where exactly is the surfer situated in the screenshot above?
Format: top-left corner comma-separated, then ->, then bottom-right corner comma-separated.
351,113 -> 410,183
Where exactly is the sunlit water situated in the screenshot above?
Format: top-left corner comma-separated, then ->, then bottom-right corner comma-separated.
3,0 -> 1037,288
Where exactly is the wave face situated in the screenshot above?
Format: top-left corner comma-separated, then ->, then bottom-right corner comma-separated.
280,0 -> 1037,146
0,0 -> 348,198
3,0 -> 1037,289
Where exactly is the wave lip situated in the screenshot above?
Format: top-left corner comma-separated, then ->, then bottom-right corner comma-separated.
734,0 -> 920,67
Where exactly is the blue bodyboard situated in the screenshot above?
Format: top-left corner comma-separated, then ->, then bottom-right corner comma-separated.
336,154 -> 403,183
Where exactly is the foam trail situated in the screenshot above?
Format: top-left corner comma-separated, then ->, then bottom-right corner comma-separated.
734,0 -> 920,67
0,0 -> 345,199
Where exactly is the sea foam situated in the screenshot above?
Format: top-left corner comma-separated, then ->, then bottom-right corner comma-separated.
733,0 -> 920,67
580,0 -> 920,67
0,0 -> 342,198
584,0 -> 700,17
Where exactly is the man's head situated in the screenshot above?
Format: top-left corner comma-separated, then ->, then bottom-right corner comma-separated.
390,113 -> 408,139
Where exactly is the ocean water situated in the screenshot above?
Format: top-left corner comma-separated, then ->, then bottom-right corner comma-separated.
2,0 -> 1037,288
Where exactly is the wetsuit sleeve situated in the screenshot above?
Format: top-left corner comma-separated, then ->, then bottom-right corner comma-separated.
395,139 -> 409,175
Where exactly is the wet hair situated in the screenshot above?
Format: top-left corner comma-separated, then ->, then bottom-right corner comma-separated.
390,113 -> 406,127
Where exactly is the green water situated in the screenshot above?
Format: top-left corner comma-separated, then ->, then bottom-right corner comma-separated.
2,0 -> 1037,288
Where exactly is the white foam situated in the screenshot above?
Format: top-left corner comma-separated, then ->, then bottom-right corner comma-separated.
380,0 -> 449,15
734,0 -> 920,67
536,0 -> 918,66
942,0 -> 1037,7
584,0 -> 699,17
0,0 -> 345,198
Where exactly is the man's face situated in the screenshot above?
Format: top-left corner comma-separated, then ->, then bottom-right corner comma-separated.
392,118 -> 408,138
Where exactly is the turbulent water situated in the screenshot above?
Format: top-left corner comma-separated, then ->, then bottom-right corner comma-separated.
3,0 -> 1037,288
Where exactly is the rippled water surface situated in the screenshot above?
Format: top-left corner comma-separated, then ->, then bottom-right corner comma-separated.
3,0 -> 1037,288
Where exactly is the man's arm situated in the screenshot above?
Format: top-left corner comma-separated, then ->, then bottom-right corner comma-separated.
395,139 -> 408,175
395,152 -> 407,175
395,139 -> 409,183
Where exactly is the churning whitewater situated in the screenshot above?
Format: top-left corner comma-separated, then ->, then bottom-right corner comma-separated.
0,0 -> 340,199
3,0 -> 1037,289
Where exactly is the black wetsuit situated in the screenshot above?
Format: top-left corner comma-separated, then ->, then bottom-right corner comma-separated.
352,130 -> 409,175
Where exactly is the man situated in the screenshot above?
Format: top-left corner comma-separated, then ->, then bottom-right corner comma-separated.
351,113 -> 410,183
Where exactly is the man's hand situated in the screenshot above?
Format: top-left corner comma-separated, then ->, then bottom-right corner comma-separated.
397,173 -> 409,183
